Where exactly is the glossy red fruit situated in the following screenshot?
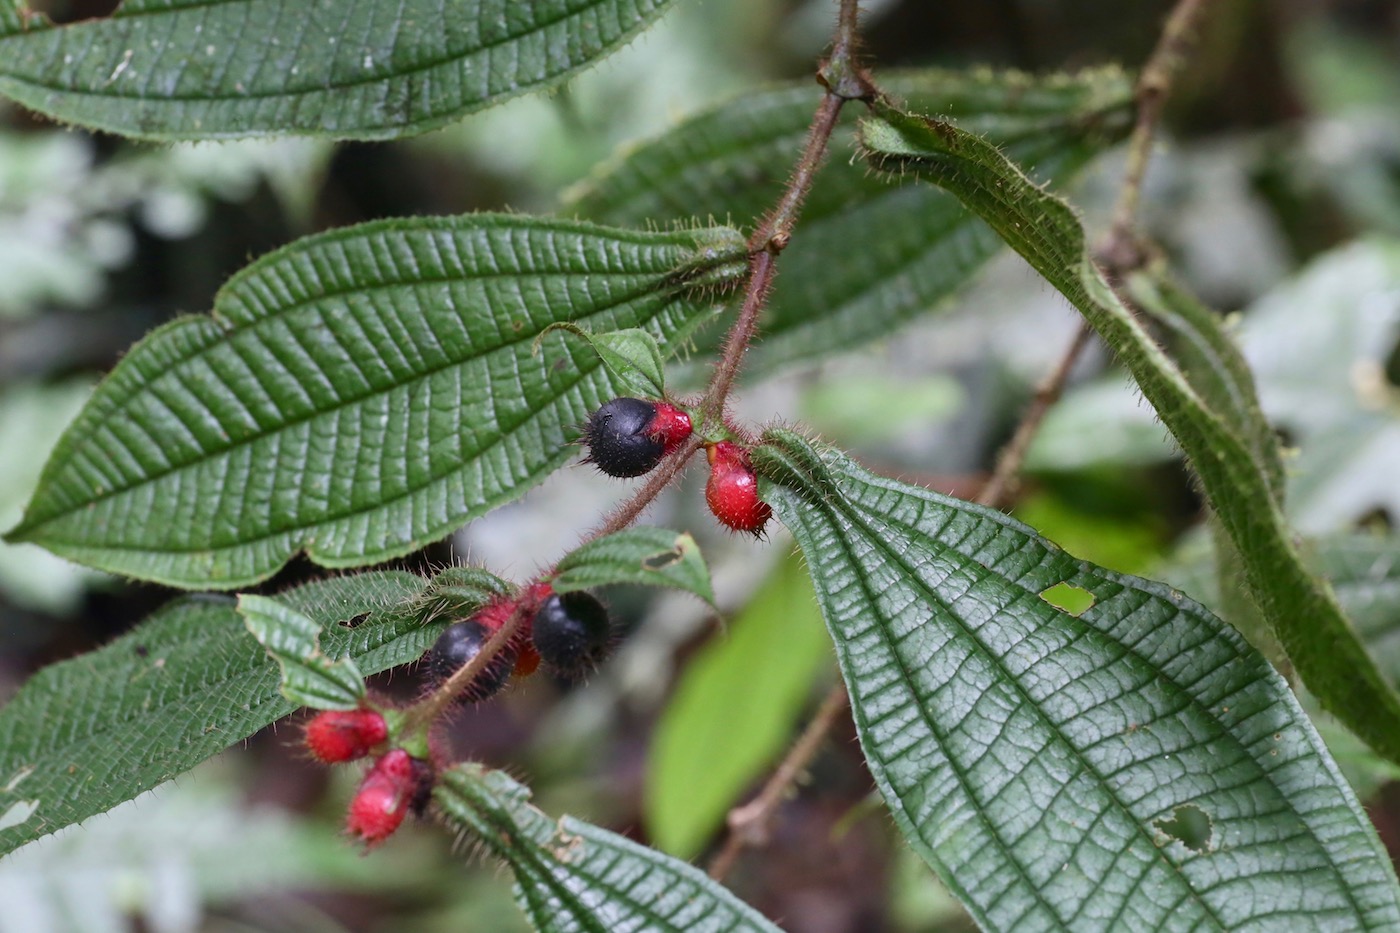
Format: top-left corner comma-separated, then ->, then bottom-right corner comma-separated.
584,398 -> 693,478
705,441 -> 772,536
304,709 -> 388,764
346,749 -> 434,848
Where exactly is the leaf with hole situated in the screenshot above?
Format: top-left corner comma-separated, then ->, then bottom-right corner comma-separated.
0,0 -> 683,140
6,216 -> 745,589
569,67 -> 1132,374
551,527 -> 714,606
434,763 -> 783,933
859,105 -> 1400,767
0,568 -> 499,859
755,428 -> 1400,931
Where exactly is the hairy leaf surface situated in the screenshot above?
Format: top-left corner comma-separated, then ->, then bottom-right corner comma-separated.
756,429 -> 1400,931
551,527 -> 714,605
859,106 -> 1400,767
569,67 -> 1132,373
0,0 -> 681,140
435,764 -> 783,933
0,570 -> 480,858
8,216 -> 745,588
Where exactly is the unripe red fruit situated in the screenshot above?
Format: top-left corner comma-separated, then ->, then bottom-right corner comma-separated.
346,749 -> 434,848
705,441 -> 772,536
304,709 -> 388,764
428,618 -> 516,702
532,591 -> 611,679
584,398 -> 692,478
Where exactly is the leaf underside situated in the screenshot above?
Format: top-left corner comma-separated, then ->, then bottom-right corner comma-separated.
434,764 -> 783,933
756,429 -> 1400,932
569,67 -> 1133,374
7,216 -> 745,588
0,569 -> 491,859
857,106 -> 1400,769
0,0 -> 682,140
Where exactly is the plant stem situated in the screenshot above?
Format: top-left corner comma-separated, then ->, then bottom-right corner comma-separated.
707,682 -> 850,882
401,598 -> 533,736
1101,0 -> 1218,271
982,0 -> 1219,511
701,0 -> 872,420
976,323 -> 1094,510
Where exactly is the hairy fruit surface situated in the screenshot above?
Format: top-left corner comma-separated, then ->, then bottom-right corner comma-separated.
584,397 -> 692,478
705,441 -> 772,536
305,709 -> 388,764
346,749 -> 434,848
532,591 -> 611,678
428,618 -> 516,701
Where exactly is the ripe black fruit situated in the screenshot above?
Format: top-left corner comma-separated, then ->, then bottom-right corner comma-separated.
532,592 -> 611,678
428,619 -> 515,701
584,397 -> 666,478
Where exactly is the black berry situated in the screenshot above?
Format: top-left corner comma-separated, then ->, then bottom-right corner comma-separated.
428,619 -> 516,701
532,592 -> 611,678
584,397 -> 666,478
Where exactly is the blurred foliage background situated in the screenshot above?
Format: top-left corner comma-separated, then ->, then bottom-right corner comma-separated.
3,0 -> 1400,930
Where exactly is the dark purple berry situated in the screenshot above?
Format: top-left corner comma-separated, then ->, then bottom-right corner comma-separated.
584,398 -> 691,478
428,619 -> 515,701
531,592 -> 611,678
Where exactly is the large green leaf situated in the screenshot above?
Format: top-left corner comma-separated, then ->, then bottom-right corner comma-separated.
435,764 -> 783,933
0,569 -> 481,859
755,429 -> 1400,931
568,68 -> 1132,374
6,216 -> 746,588
858,106 -> 1400,767
646,550 -> 832,859
0,0 -> 681,141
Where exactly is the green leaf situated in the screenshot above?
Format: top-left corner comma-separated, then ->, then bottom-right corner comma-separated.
1126,269 -> 1285,501
551,527 -> 714,605
0,569 -> 492,859
238,593 -> 366,710
434,764 -> 783,933
646,550 -> 832,859
858,105 -> 1400,767
754,429 -> 1400,931
538,324 -> 668,398
569,67 -> 1132,374
0,0 -> 682,141
7,216 -> 746,589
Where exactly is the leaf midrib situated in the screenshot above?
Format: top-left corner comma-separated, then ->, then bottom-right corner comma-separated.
23,270 -> 689,536
828,469 -> 1369,926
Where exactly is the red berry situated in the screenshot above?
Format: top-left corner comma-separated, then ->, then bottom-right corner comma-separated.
705,441 -> 772,536
346,749 -> 434,848
584,398 -> 693,478
304,709 -> 388,764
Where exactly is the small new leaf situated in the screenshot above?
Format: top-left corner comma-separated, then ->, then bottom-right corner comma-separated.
238,594 -> 365,710
537,324 -> 667,398
552,528 -> 715,606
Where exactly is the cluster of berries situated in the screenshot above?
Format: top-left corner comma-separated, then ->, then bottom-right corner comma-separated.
303,583 -> 615,847
303,396 -> 771,850
583,396 -> 771,535
304,708 -> 431,848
